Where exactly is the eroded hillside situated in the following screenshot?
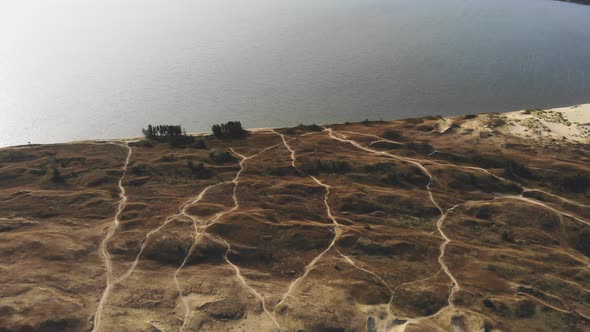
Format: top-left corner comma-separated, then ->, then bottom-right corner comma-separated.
1,112 -> 589,332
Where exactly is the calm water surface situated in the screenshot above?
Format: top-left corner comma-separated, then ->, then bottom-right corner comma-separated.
1,0 -> 590,146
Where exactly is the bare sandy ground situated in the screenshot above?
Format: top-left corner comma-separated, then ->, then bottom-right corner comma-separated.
502,103 -> 590,143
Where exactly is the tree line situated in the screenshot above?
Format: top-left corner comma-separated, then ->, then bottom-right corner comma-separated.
142,124 -> 185,139
212,121 -> 248,139
141,121 -> 249,148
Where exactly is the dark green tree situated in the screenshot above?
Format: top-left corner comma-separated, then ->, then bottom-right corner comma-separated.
211,121 -> 248,139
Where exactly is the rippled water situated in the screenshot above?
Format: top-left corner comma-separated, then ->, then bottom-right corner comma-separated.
1,0 -> 589,146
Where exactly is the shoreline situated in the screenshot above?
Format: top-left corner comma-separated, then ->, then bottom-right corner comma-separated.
2,102 -> 589,150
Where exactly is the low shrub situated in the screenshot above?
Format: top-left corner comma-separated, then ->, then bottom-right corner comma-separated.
189,139 -> 207,149
293,123 -> 323,132
159,154 -> 176,162
299,159 -> 351,175
209,150 -> 237,164
382,129 -> 405,141
130,140 -> 154,148
187,161 -> 211,179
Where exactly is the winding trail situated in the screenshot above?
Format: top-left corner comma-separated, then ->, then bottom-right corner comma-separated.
522,188 -> 590,209
96,141 -> 283,331
211,233 -> 282,330
274,175 -> 343,310
272,132 -> 417,321
90,129 -> 590,331
323,128 -> 460,308
171,182 -> 224,332
434,205 -> 461,306
195,144 -> 284,330
271,131 -> 343,313
325,127 -> 590,330
92,142 -> 132,332
94,143 -> 276,331
504,194 -> 589,227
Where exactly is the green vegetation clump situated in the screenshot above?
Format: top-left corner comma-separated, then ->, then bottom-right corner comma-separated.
294,123 -> 323,132
130,164 -> 151,176
187,161 -> 211,179
189,139 -> 207,149
422,115 -> 443,121
503,160 -> 535,180
489,117 -> 507,128
298,159 -> 351,175
515,300 -> 536,318
264,166 -> 296,177
574,229 -> 590,257
283,123 -> 322,135
50,167 -> 63,183
0,150 -> 29,163
382,129 -> 405,141
446,169 -> 520,194
404,141 -> 434,154
559,174 -> 589,193
209,150 -> 237,164
361,119 -> 386,126
212,121 -> 248,139
159,154 -> 176,162
130,140 -> 154,148
522,109 -> 539,115
142,124 -> 183,139
392,287 -> 447,316
403,118 -> 425,125
362,163 -> 429,188
486,262 -> 528,279
141,124 -> 197,148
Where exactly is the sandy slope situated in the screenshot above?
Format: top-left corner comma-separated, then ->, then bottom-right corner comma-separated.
502,103 -> 590,143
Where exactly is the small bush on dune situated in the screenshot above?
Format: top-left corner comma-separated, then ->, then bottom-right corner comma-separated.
294,123 -> 323,132
574,229 -> 590,257
130,164 -> 151,176
299,159 -> 351,175
422,115 -> 443,121
559,174 -> 590,194
159,154 -> 176,162
363,163 -> 429,188
382,130 -> 405,141
403,118 -> 424,125
404,141 -> 434,154
50,167 -> 63,183
187,161 -> 211,179
0,150 -> 28,163
209,150 -> 237,164
132,140 -> 154,148
189,139 -> 207,149
503,160 -> 535,180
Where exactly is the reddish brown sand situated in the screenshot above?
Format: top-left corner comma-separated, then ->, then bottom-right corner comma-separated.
1,113 -> 589,331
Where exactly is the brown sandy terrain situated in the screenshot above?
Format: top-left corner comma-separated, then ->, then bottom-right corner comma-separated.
0,111 -> 589,332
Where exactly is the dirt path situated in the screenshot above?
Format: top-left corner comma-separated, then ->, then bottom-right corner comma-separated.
523,188 -> 590,208
323,128 -> 460,309
270,131 -> 345,314
210,233 -> 282,329
93,142 -> 281,331
174,144 -> 281,331
274,175 -> 343,310
172,182 -> 224,332
92,142 -> 132,332
505,194 -> 589,227
322,127 -> 590,331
